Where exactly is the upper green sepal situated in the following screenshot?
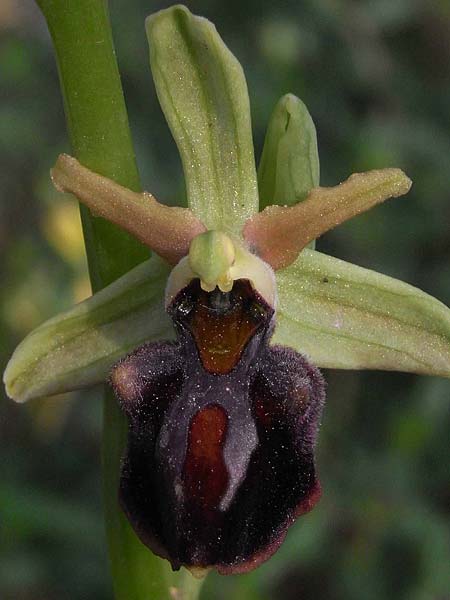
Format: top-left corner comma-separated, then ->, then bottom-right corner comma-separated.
146,5 -> 258,235
274,248 -> 450,378
4,255 -> 171,403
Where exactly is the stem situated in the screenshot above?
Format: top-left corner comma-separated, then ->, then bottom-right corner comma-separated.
35,1 -> 203,598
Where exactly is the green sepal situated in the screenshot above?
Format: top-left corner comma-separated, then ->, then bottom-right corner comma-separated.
258,93 -> 319,210
4,256 -> 172,403
274,248 -> 450,377
146,5 -> 258,235
7,245 -> 450,404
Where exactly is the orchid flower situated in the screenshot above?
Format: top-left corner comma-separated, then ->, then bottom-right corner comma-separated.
4,5 -> 450,576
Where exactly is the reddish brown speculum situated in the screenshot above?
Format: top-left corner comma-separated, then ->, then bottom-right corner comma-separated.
180,280 -> 267,374
111,279 -> 325,574
184,405 -> 229,511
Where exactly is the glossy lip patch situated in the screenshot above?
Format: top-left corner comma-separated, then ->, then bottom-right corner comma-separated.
170,279 -> 270,374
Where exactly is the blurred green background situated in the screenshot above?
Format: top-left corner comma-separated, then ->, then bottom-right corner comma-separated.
1,1 -> 450,599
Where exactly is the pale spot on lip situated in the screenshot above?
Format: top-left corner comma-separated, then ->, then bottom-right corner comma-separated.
111,362 -> 139,403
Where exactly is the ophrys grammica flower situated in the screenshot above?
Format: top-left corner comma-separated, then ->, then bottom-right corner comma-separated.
4,4 -> 450,575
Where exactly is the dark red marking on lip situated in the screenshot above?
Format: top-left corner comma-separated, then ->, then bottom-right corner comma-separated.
183,405 -> 228,511
112,280 -> 326,575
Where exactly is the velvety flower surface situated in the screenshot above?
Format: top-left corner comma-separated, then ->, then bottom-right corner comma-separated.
4,3 -> 450,579
112,279 -> 325,573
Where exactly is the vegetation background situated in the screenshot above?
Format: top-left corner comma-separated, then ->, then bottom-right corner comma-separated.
1,1 -> 449,599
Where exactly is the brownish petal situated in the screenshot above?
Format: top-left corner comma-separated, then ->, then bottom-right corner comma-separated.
243,168 -> 412,270
51,154 -> 206,265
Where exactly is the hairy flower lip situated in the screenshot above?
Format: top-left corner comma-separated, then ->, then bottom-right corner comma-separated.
120,472 -> 323,576
215,480 -> 322,576
113,278 -> 325,574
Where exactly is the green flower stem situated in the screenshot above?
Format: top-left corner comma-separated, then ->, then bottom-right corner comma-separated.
36,0 -> 147,289
35,1 -> 202,598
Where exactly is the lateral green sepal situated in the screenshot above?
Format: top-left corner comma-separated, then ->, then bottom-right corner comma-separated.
274,248 -> 450,377
4,256 -> 172,403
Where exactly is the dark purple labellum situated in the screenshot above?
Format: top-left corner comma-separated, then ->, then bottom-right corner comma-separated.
110,279 -> 325,574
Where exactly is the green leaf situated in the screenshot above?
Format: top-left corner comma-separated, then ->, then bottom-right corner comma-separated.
146,5 -> 258,235
258,93 -> 319,210
273,248 -> 450,377
4,256 -> 172,403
